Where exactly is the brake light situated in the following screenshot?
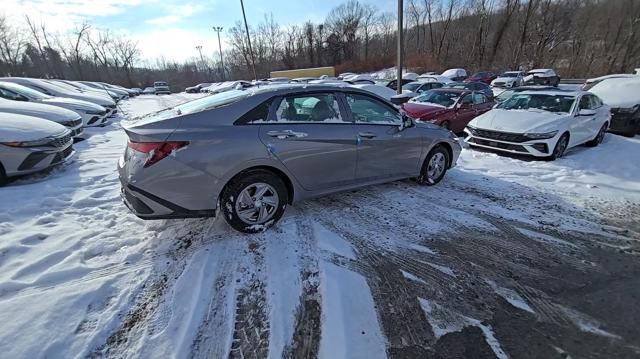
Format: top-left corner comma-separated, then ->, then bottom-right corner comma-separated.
128,140 -> 189,167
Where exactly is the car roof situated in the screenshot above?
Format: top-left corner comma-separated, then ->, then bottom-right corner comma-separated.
244,83 -> 391,102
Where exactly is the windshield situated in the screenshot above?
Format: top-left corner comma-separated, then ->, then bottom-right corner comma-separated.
155,82 -> 168,86
496,90 -> 515,102
498,93 -> 575,113
402,83 -> 421,91
412,91 -> 461,107
0,82 -> 51,100
445,83 -> 469,89
174,90 -> 249,115
501,72 -> 519,78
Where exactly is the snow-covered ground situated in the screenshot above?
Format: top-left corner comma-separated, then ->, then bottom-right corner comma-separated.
1,94 -> 639,358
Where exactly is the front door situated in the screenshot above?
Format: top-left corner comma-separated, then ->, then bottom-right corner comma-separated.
343,92 -> 423,181
258,93 -> 357,191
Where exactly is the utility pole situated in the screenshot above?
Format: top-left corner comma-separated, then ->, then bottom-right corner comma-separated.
240,0 -> 257,80
212,26 -> 225,80
396,0 -> 404,95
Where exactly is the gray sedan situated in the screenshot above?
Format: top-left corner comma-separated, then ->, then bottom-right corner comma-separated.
119,85 -> 461,233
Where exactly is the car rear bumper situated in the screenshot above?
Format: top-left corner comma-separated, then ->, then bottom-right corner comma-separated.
120,182 -> 216,220
464,129 -> 554,157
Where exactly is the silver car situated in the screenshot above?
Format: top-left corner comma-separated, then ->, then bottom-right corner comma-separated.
0,113 -> 74,185
118,85 -> 461,233
0,98 -> 83,137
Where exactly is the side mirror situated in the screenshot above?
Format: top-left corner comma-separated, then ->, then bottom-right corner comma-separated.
400,114 -> 415,130
577,109 -> 596,116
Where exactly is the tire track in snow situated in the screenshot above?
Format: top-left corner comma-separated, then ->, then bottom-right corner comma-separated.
282,215 -> 322,359
228,237 -> 270,359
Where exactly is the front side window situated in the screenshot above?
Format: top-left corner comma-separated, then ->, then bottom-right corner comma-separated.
274,94 -> 343,123
460,94 -> 473,105
346,93 -> 401,124
579,96 -> 591,110
0,88 -> 21,100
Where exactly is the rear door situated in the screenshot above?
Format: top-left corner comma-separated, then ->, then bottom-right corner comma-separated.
343,92 -> 423,181
452,93 -> 476,131
258,92 -> 358,191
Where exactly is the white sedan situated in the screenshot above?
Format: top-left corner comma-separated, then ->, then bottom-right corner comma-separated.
464,90 -> 610,160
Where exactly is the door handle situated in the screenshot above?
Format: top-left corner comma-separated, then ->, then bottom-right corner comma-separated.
267,130 -> 307,138
358,132 -> 377,139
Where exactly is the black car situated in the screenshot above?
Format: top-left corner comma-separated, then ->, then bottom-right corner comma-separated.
589,78 -> 640,136
444,81 -> 493,99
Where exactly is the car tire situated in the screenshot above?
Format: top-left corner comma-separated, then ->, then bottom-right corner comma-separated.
586,123 -> 607,147
416,145 -> 450,186
549,133 -> 570,160
220,169 -> 288,233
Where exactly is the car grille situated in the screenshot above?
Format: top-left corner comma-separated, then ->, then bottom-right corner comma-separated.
469,128 -> 529,143
493,82 -> 505,87
52,145 -> 73,163
48,133 -> 72,148
468,138 -> 527,152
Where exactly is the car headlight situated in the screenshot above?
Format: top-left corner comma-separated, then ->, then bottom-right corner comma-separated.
1,138 -> 52,147
466,125 -> 477,135
523,130 -> 558,140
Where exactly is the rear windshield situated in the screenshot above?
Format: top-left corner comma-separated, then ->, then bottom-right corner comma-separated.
412,91 -> 461,107
175,90 -> 250,115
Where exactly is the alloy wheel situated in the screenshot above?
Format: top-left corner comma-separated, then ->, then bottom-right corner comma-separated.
235,182 -> 280,224
554,136 -> 568,158
427,152 -> 446,180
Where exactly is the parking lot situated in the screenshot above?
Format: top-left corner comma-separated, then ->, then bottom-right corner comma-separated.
0,93 -> 638,358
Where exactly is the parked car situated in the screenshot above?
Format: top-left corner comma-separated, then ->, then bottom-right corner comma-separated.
206,81 -> 253,94
0,81 -> 108,127
391,81 -> 446,104
635,68 -> 640,75
0,98 -> 83,137
72,81 -> 129,100
185,83 -> 211,93
417,74 -> 453,84
491,71 -> 525,88
142,87 -> 156,95
444,81 -> 494,99
1,78 -> 117,116
51,80 -> 124,102
0,113 -> 74,185
98,82 -> 139,97
385,78 -> 415,91
465,90 -> 610,160
118,85 -> 461,232
588,77 -> 640,136
581,74 -> 638,91
465,71 -> 497,85
494,85 -> 561,103
523,69 -> 560,86
441,68 -> 468,81
130,88 -> 143,95
153,81 -> 171,95
401,88 -> 494,132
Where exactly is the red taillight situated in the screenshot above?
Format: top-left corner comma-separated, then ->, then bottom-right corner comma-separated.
128,140 -> 189,168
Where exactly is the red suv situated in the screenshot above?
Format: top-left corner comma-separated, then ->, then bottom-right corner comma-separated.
401,89 -> 495,133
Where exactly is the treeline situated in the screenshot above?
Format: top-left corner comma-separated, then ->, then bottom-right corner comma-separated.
1,0 -> 639,90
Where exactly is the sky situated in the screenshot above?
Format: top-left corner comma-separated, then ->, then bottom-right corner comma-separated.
3,0 -> 396,63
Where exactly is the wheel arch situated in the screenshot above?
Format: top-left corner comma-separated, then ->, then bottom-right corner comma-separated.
220,165 -> 295,205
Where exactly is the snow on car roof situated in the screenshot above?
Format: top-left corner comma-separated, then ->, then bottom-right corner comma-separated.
516,89 -> 582,96
585,73 -> 638,83
588,77 -> 640,108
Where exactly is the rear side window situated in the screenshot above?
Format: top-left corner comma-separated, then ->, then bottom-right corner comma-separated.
236,99 -> 272,124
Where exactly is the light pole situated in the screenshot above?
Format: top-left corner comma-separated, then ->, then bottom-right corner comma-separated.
240,0 -> 257,80
397,0 -> 404,95
212,26 -> 225,80
195,45 -> 204,70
